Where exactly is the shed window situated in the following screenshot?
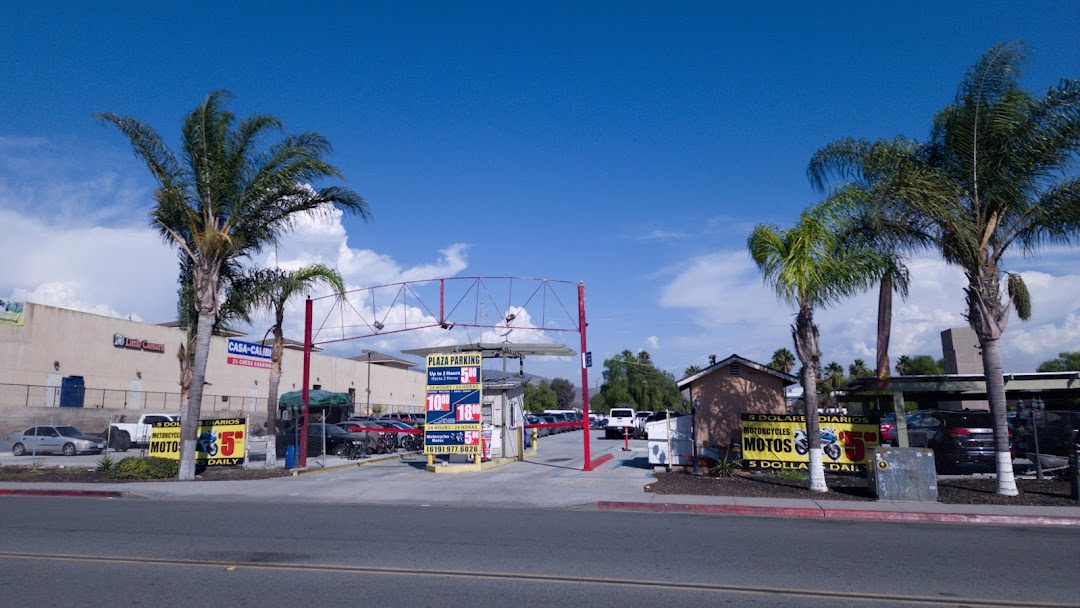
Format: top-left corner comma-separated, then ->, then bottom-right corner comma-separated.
729,364 -> 740,376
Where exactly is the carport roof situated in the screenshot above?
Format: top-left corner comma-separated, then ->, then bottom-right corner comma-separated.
836,371 -> 1080,401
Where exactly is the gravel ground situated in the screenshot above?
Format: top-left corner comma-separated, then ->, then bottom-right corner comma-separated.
0,465 -> 291,483
647,471 -> 1080,507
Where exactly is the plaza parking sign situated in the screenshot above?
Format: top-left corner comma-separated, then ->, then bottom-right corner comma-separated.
424,353 -> 482,455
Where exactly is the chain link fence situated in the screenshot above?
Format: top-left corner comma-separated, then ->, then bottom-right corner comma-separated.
1013,409 -> 1080,477
0,382 -> 267,413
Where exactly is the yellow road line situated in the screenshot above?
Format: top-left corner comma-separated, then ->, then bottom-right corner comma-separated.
0,551 -> 1072,607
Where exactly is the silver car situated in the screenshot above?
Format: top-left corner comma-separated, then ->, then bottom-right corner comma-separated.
10,425 -> 106,456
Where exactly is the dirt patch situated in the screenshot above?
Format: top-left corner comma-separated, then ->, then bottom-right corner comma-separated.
646,471 -> 1079,507
0,465 -> 292,483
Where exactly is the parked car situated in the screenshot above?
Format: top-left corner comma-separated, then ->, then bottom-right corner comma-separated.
906,411 -> 1007,473
276,423 -> 370,457
384,412 -> 420,426
9,427 -> 105,457
524,415 -> 547,438
10,425 -> 107,456
880,413 -> 897,446
540,415 -> 560,433
338,420 -> 397,451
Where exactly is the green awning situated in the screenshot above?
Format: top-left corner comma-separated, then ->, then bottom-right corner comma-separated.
277,389 -> 352,408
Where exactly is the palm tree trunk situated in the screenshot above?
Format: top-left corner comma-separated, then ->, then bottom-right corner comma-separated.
794,306 -> 828,493
981,337 -> 1019,496
179,311 -> 214,480
966,265 -> 1018,496
875,274 -> 893,386
265,328 -> 285,465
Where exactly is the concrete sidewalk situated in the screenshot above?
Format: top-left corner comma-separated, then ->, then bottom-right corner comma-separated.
2,430 -> 1079,527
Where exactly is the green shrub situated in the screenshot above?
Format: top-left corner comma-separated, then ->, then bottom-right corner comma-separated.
108,457 -> 179,480
772,469 -> 808,481
709,459 -> 740,478
96,452 -> 115,472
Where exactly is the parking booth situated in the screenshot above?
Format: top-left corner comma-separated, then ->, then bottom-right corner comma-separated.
482,381 -> 526,460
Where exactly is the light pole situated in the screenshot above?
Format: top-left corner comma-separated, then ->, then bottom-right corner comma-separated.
366,351 -> 372,417
1026,396 -> 1046,481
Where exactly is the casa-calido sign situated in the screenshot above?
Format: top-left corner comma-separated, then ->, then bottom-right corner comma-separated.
112,333 -> 165,353
226,338 -> 272,370
424,353 -> 482,455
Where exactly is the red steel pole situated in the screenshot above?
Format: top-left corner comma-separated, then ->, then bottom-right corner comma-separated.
299,297 -> 313,468
439,279 -> 445,325
579,282 -> 592,471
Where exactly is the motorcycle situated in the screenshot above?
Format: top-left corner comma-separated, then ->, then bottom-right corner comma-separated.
793,427 -> 842,461
196,430 -> 218,456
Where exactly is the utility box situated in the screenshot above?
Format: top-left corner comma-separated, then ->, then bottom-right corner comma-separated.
868,447 -> 938,502
647,413 -> 693,468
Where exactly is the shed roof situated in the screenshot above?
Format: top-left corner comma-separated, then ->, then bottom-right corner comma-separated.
677,353 -> 798,390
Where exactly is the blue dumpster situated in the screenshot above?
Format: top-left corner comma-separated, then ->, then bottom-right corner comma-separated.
285,445 -> 297,469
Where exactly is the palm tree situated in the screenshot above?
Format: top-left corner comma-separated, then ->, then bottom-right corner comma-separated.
683,364 -> 703,378
769,348 -> 796,374
175,256 -> 254,408
748,204 -> 887,492
808,42 -> 1080,495
248,264 -> 346,437
100,91 -> 369,479
848,359 -> 870,378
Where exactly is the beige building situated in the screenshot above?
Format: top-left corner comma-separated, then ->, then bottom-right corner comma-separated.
677,354 -> 797,459
0,302 -> 426,432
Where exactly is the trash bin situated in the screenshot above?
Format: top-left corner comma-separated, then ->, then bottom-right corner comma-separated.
285,445 -> 297,469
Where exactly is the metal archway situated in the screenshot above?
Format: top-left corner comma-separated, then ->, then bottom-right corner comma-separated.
297,277 -> 595,470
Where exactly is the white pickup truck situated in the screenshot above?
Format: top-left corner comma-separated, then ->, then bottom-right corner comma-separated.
604,407 -> 637,439
107,413 -> 179,451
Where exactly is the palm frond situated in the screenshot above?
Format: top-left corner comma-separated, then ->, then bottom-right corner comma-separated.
1006,272 -> 1032,321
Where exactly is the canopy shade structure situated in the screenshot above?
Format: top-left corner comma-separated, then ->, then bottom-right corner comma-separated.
278,389 -> 352,408
401,342 -> 576,359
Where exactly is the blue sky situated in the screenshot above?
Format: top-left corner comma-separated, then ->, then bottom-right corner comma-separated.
3,1 -> 1080,384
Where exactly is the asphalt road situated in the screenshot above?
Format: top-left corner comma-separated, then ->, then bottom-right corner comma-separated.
0,496 -> 1077,607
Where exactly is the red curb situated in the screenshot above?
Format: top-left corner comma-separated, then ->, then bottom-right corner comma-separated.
597,501 -> 1080,527
598,501 -> 823,519
821,508 -> 1080,527
589,453 -> 615,469
0,488 -> 123,499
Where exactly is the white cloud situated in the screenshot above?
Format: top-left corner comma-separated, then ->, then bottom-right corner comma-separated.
658,249 -> 1080,374
0,209 -> 177,321
645,335 -> 660,350
0,160 -> 474,341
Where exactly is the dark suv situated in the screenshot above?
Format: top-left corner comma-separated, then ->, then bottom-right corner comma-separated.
906,411 -> 1008,474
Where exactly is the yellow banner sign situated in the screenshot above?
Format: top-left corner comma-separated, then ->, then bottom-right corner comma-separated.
0,298 -> 26,326
740,414 -> 880,472
150,418 -> 247,466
